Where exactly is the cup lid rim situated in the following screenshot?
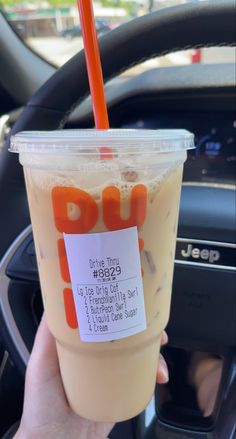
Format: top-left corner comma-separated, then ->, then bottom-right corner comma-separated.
10,129 -> 195,155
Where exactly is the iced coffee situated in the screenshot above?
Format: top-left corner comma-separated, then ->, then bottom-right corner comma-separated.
10,129 -> 194,422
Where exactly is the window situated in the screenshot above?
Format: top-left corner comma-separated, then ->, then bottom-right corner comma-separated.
2,1 -> 235,72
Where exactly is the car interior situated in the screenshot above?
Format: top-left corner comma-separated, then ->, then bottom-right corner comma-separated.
0,0 -> 235,438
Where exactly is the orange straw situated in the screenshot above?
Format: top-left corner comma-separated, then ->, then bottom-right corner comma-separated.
77,0 -> 109,130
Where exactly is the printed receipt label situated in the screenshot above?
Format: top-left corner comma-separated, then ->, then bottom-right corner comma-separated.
63,227 -> 147,342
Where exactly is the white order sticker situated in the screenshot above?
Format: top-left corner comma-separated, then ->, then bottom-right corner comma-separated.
64,226 -> 147,342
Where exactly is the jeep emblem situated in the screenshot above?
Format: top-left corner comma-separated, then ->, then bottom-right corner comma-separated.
181,244 -> 220,263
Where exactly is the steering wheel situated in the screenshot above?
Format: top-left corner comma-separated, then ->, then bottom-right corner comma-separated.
0,1 -> 235,438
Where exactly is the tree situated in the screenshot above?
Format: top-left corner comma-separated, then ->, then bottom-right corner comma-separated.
2,0 -> 23,6
47,0 -> 76,5
2,0 -> 132,8
2,0 -> 75,6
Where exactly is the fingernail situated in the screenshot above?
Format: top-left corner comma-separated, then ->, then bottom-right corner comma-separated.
161,331 -> 168,345
159,357 -> 169,383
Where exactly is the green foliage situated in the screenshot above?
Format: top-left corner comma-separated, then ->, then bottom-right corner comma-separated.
1,0 -> 133,12
100,0 -> 133,13
47,0 -> 76,5
1,0 -> 22,5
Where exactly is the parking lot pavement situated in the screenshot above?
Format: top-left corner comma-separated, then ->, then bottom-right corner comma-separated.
26,37 -> 84,66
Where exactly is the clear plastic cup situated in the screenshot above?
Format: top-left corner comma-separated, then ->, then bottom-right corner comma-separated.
10,129 -> 194,422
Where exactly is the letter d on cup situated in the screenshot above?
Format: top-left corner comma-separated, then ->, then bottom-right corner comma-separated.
52,186 -> 99,233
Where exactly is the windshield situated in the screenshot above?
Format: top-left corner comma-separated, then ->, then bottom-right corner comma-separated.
2,1 -> 235,73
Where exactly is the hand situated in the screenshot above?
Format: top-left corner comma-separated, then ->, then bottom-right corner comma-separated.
15,317 -> 169,439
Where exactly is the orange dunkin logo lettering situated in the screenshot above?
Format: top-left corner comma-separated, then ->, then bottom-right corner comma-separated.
63,288 -> 78,329
102,185 -> 147,230
103,185 -> 147,265
57,239 -> 70,283
52,186 -> 98,233
52,185 -> 147,329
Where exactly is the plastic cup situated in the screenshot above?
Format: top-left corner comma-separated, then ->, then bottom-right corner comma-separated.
10,129 -> 194,422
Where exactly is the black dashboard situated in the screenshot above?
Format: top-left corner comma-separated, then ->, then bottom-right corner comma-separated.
70,64 -> 236,187
122,111 -> 236,185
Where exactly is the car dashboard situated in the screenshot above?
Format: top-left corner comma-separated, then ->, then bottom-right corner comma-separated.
122,110 -> 236,186
67,63 -> 236,188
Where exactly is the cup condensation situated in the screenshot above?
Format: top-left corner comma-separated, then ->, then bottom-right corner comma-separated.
10,129 -> 194,422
